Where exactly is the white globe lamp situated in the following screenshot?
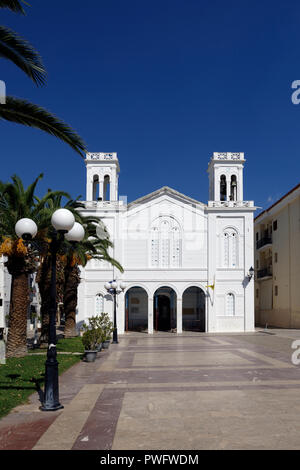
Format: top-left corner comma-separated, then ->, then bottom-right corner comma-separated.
64,222 -> 85,242
15,218 -> 38,239
111,281 -> 118,290
51,209 -> 75,232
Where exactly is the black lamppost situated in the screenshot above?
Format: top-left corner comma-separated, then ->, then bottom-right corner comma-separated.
15,211 -> 85,411
247,266 -> 255,281
104,280 -> 126,344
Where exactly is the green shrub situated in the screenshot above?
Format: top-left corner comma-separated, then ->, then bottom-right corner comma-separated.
81,313 -> 114,349
81,318 -> 101,351
98,312 -> 114,342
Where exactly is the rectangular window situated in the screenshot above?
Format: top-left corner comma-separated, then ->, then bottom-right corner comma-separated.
256,260 -> 259,269
256,289 -> 259,299
274,252 -> 278,263
273,220 -> 277,231
275,285 -> 278,296
256,232 -> 259,241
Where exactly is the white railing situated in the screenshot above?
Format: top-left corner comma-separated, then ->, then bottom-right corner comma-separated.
212,152 -> 244,161
83,200 -> 125,209
86,152 -> 117,161
208,200 -> 254,208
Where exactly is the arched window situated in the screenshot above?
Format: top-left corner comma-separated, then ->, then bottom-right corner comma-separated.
226,293 -> 235,316
150,217 -> 181,267
95,294 -> 104,316
220,175 -> 227,201
223,228 -> 238,267
171,225 -> 181,267
230,175 -> 237,201
92,175 -> 99,201
103,175 -> 110,201
151,227 -> 159,267
160,218 -> 170,267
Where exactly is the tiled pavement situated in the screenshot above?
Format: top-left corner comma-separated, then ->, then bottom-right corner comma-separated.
1,330 -> 300,450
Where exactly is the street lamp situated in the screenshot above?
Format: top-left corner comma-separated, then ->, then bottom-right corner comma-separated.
15,218 -> 38,240
15,209 -> 85,412
104,280 -> 126,344
247,266 -> 254,280
64,222 -> 85,242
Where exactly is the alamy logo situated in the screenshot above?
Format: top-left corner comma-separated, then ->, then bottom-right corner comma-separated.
291,340 -> 300,365
291,80 -> 300,104
0,80 -> 6,104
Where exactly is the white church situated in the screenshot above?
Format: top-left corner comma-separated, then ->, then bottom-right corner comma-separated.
77,151 -> 256,334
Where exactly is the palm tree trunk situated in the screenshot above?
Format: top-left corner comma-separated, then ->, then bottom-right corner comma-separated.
6,272 -> 29,357
64,265 -> 80,338
37,254 -> 65,345
39,294 -> 50,346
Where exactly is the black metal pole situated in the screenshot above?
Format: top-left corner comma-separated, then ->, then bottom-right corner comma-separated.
41,232 -> 64,411
112,289 -> 118,344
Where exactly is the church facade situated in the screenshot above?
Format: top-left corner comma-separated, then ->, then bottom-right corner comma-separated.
77,152 -> 256,334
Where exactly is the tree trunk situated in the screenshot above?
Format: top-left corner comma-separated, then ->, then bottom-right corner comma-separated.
37,254 -> 65,345
6,272 -> 29,358
39,293 -> 50,346
64,265 -> 80,338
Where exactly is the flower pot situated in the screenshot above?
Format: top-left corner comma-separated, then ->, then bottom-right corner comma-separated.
102,340 -> 110,349
84,350 -> 97,362
97,343 -> 103,352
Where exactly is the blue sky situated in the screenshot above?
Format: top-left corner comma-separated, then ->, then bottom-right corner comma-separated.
1,0 -> 300,211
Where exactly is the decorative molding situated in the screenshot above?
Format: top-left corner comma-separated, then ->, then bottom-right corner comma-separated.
84,201 -> 125,209
213,152 -> 244,161
86,152 -> 117,161
208,201 -> 254,208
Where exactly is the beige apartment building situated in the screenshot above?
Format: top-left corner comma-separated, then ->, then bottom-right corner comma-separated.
255,183 -> 300,328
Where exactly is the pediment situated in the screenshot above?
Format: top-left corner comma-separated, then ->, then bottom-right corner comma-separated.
127,186 -> 206,211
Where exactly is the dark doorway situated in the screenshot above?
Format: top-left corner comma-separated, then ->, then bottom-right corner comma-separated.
125,287 -> 148,332
157,295 -> 171,331
153,287 -> 177,331
182,286 -> 206,332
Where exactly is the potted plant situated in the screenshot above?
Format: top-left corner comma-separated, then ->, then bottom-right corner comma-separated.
98,313 -> 114,349
81,318 -> 102,362
87,315 -> 103,352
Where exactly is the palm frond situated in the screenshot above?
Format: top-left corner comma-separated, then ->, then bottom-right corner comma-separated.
0,0 -> 26,14
0,96 -> 86,158
0,26 -> 46,86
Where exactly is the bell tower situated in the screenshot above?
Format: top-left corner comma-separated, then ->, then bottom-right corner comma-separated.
85,152 -> 120,202
207,152 -> 245,202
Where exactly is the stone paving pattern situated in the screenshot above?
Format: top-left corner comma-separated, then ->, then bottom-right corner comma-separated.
1,329 -> 300,450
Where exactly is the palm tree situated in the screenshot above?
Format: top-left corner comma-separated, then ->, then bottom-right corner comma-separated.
34,195 -> 96,343
63,229 -> 123,338
0,1 -> 26,15
0,174 -> 70,357
35,196 -> 123,340
35,193 -> 75,345
0,0 -> 86,158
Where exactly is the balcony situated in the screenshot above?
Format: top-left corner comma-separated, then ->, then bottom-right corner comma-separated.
257,268 -> 272,279
256,237 -> 272,250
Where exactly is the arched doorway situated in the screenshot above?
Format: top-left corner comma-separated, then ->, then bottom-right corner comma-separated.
182,286 -> 206,332
153,287 -> 177,331
125,287 -> 148,332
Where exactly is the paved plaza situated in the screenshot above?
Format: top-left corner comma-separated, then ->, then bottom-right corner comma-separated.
1,329 -> 300,450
